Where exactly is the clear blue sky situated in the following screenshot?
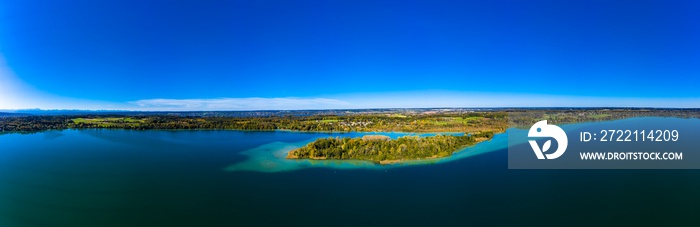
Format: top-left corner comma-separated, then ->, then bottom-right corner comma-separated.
1,0 -> 699,110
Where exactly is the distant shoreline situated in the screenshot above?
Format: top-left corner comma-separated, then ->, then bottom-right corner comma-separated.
3,109 -> 700,134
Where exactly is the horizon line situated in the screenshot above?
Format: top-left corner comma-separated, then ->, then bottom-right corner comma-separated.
2,106 -> 700,113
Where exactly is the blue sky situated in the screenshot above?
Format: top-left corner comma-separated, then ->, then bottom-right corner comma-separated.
1,0 -> 699,110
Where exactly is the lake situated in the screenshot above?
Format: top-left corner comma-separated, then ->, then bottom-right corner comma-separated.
0,117 -> 698,226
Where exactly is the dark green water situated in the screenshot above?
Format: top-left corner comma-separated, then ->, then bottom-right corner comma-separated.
1,121 -> 699,226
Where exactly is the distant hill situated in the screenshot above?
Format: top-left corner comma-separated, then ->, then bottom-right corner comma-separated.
0,109 -> 135,116
0,108 -> 495,117
1,107 -> 696,118
0,112 -> 26,117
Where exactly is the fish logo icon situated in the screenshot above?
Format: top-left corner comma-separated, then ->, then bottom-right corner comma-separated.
528,120 -> 568,159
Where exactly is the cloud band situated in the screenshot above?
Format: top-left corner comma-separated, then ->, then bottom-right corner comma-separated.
130,97 -> 351,111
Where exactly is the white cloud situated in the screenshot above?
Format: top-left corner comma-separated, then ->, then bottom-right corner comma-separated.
130,97 -> 352,111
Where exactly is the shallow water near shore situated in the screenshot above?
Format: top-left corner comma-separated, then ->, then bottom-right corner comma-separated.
223,130 -> 506,172
1,117 -> 700,226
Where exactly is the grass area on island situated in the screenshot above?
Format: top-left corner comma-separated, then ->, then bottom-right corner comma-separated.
303,119 -> 339,123
588,114 -> 612,119
429,116 -> 484,126
73,117 -> 144,123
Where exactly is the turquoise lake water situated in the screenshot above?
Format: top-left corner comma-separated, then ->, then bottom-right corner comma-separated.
1,117 -> 699,226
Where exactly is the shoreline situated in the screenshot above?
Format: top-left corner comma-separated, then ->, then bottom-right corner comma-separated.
2,115 -> 673,137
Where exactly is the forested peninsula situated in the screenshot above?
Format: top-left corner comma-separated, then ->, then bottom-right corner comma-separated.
287,132 -> 496,164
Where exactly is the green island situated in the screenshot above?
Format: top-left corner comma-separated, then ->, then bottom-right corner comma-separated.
2,108 -> 700,164
287,132 -> 495,164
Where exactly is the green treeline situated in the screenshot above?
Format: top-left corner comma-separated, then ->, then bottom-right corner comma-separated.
287,132 -> 495,163
0,116 -> 70,132
3,109 -> 699,133
0,112 -> 508,133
